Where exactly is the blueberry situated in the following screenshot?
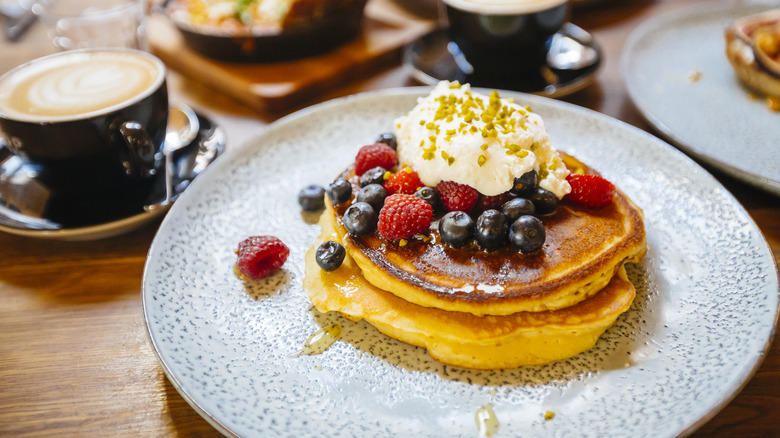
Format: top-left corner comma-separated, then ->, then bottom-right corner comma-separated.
375,132 -> 397,150
356,184 -> 387,212
475,209 -> 509,250
360,166 -> 386,187
529,187 -> 558,215
509,215 -> 546,253
510,170 -> 538,197
315,240 -> 346,271
414,186 -> 442,211
297,184 -> 326,211
342,202 -> 377,236
438,211 -> 475,248
501,197 -> 535,222
327,177 -> 352,205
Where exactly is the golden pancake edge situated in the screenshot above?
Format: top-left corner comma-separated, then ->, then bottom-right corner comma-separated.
304,210 -> 638,369
303,153 -> 646,368
329,154 -> 646,317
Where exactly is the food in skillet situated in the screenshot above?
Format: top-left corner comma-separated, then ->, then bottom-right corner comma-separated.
167,0 -> 365,33
166,0 -> 368,61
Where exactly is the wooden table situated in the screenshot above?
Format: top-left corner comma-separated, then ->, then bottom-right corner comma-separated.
1,0 -> 777,436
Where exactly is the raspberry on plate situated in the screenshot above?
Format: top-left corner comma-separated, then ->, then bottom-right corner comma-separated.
354,143 -> 398,176
236,235 -> 290,280
436,180 -> 479,212
565,174 -> 616,207
377,194 -> 433,240
384,167 -> 423,195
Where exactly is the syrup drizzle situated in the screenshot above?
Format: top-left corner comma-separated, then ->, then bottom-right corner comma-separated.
291,324 -> 342,357
475,403 -> 500,437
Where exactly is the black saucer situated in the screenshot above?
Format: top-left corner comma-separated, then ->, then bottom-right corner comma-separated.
0,110 -> 225,240
403,23 -> 601,97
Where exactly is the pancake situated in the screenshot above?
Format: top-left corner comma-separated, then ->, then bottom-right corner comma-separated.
330,154 -> 646,316
304,211 -> 637,369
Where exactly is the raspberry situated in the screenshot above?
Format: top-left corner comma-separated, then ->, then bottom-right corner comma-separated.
436,181 -> 479,212
474,191 -> 513,212
235,235 -> 290,280
354,143 -> 398,176
564,174 -> 616,207
384,167 -> 423,195
377,194 -> 433,240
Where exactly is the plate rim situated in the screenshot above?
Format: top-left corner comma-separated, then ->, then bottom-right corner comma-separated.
143,86 -> 780,438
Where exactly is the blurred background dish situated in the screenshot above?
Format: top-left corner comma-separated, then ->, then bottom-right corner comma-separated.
404,23 -> 600,98
163,0 -> 369,62
622,0 -> 780,196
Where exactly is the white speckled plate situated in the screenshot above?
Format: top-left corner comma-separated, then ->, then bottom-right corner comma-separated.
621,0 -> 780,196
142,88 -> 779,438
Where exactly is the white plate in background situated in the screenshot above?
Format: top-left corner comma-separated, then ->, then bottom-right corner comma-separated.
622,0 -> 780,196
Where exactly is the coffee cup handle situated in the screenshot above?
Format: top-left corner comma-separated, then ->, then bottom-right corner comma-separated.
117,121 -> 159,178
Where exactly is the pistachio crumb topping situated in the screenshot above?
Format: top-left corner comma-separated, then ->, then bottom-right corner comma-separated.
393,81 -> 571,198
411,85 -> 538,169
440,150 -> 456,166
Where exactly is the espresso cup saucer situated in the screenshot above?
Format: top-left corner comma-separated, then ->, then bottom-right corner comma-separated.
0,110 -> 225,241
403,23 -> 601,98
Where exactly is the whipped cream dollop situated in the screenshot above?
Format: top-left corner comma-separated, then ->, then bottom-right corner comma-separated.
394,81 -> 571,198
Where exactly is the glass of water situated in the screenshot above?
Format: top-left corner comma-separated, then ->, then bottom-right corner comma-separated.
33,0 -> 148,51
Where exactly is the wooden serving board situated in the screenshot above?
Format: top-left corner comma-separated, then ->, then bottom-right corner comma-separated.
147,0 -> 435,113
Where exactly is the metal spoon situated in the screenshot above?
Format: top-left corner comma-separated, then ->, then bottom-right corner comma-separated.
160,103 -> 199,207
547,23 -> 600,71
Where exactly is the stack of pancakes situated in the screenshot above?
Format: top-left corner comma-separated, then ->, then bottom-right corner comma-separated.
304,154 -> 646,369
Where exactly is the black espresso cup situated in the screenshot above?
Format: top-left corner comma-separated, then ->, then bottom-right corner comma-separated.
0,48 -> 168,227
443,0 -> 570,84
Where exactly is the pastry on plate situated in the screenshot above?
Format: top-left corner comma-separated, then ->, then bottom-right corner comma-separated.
725,9 -> 780,102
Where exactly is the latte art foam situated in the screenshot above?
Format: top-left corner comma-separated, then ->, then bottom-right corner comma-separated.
0,51 -> 162,122
27,62 -> 153,116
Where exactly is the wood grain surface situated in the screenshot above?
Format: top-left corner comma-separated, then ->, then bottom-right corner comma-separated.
147,0 -> 435,113
0,0 -> 778,436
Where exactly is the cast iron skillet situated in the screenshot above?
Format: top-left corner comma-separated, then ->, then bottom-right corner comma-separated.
162,0 -> 368,63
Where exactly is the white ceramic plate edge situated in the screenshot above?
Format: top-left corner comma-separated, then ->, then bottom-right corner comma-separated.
142,87 -> 780,438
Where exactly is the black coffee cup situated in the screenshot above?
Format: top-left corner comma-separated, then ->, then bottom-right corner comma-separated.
0,49 -> 168,227
443,0 -> 570,84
